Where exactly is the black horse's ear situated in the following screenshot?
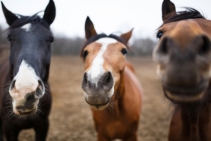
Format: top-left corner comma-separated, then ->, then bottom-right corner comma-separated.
1,2 -> 18,26
120,28 -> 133,44
85,16 -> 97,40
43,0 -> 56,25
162,0 -> 176,21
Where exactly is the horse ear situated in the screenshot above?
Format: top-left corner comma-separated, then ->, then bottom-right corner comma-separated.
120,28 -> 133,44
85,16 -> 97,40
43,0 -> 56,25
162,0 -> 176,21
1,2 -> 18,26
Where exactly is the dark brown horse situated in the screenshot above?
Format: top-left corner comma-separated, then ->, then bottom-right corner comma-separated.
81,17 -> 143,141
153,0 -> 211,141
0,0 -> 55,140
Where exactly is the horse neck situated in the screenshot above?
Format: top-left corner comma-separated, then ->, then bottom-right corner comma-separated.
108,69 -> 125,115
178,83 -> 211,140
178,103 -> 210,140
110,63 -> 134,115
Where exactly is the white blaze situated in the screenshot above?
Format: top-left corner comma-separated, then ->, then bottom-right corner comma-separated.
21,23 -> 31,32
87,38 -> 117,85
9,60 -> 40,100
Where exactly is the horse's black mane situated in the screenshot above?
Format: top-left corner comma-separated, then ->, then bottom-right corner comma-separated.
80,33 -> 128,57
10,13 -> 49,29
163,7 -> 205,24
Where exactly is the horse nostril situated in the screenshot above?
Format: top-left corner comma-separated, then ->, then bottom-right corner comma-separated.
103,72 -> 112,85
83,73 -> 88,83
198,35 -> 211,55
82,73 -> 88,88
35,80 -> 45,98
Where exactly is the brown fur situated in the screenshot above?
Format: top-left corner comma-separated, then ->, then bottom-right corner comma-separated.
81,17 -> 143,141
92,64 -> 142,141
154,1 -> 211,141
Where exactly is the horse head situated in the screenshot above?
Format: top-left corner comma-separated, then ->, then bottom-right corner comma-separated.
81,17 -> 132,110
153,0 -> 211,103
1,0 -> 55,115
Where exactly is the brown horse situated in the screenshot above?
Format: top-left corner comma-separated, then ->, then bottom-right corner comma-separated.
0,0 -> 55,141
81,17 -> 143,141
153,0 -> 211,141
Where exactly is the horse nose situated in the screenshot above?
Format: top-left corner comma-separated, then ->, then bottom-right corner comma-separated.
9,79 -> 45,99
154,37 -> 173,57
82,72 -> 114,94
155,35 -> 211,57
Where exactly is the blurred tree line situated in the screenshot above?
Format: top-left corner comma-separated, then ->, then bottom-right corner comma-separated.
0,26 -> 157,56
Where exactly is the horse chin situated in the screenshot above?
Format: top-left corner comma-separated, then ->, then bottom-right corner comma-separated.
164,90 -> 206,103
84,94 -> 111,111
90,104 -> 109,111
162,80 -> 209,103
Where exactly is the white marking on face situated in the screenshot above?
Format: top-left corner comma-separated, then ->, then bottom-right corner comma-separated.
21,23 -> 31,32
9,60 -> 40,101
87,38 -> 117,86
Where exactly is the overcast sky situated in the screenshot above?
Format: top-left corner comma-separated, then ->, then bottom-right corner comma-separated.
0,0 -> 211,40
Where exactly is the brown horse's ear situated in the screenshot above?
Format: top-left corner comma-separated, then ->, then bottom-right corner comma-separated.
85,16 -> 97,40
120,28 -> 133,44
43,0 -> 56,25
162,0 -> 176,21
1,2 -> 18,26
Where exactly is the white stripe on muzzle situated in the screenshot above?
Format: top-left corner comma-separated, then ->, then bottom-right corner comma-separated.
87,38 -> 117,86
9,60 -> 40,101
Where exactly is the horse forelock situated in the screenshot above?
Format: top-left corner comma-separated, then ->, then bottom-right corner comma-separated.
161,7 -> 205,27
80,33 -> 128,58
9,14 -> 49,30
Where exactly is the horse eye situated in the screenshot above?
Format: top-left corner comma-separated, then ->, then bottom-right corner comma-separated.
7,35 -> 12,41
156,31 -> 164,39
83,50 -> 88,59
121,48 -> 127,55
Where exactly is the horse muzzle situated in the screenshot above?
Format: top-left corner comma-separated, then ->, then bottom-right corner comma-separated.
9,80 -> 45,115
163,80 -> 209,103
82,71 -> 114,110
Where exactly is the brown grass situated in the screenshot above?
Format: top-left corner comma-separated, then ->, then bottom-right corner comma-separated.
18,56 -> 173,141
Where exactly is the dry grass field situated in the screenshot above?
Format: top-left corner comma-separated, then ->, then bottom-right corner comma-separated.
17,56 -> 173,141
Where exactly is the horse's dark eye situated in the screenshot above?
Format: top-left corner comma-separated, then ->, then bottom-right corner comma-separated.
121,48 -> 127,55
7,35 -> 12,41
157,31 -> 164,39
83,50 -> 88,59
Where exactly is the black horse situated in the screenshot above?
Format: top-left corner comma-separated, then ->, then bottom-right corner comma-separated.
0,0 -> 55,140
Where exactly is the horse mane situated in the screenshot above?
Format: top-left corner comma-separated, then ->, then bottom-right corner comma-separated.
163,7 -> 205,25
9,13 -> 49,29
80,33 -> 128,57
